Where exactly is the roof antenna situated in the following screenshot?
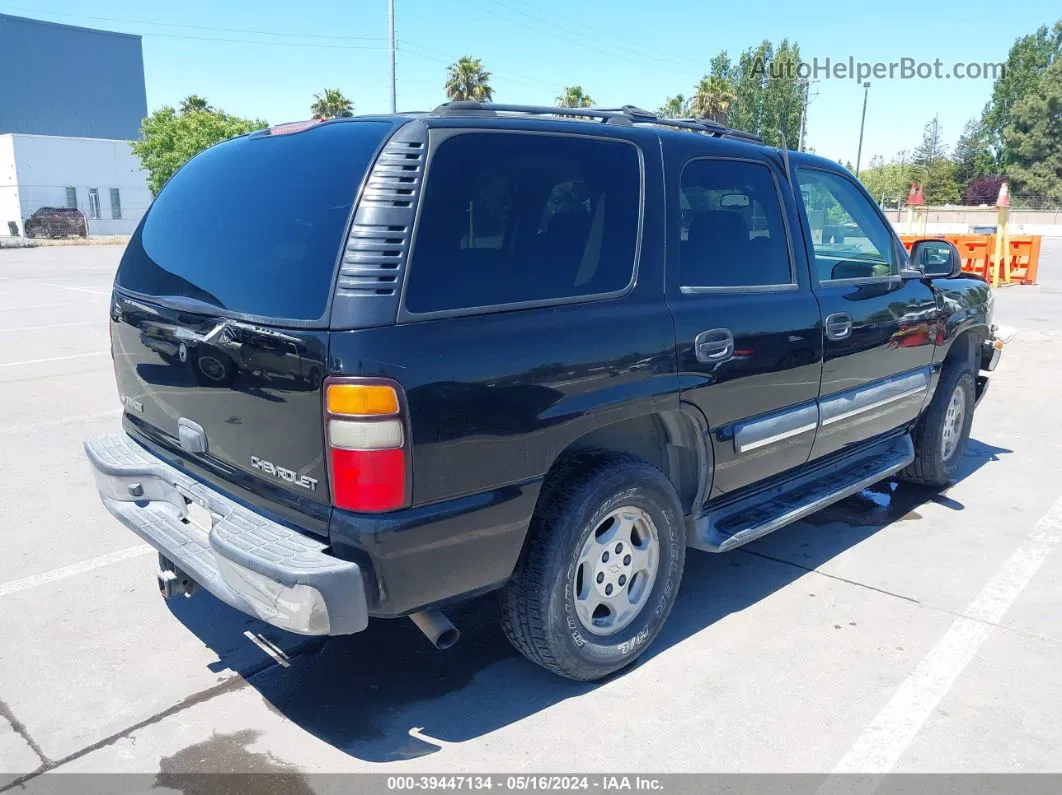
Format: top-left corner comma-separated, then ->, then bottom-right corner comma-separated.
778,131 -> 800,207
778,131 -> 792,183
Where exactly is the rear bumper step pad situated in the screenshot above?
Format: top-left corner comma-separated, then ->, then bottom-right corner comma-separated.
84,433 -> 367,636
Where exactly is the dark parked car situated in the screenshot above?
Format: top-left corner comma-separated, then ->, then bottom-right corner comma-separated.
85,104 -> 1002,681
24,207 -> 88,238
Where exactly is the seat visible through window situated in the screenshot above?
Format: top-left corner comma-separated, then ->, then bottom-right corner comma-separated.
679,159 -> 793,289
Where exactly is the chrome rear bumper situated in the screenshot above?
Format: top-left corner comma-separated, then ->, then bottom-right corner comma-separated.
84,434 -> 368,636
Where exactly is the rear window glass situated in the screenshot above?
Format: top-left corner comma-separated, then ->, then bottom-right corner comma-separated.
404,132 -> 641,314
116,121 -> 391,321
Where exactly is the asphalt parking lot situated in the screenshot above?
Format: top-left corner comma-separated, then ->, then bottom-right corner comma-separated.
2,241 -> 1062,787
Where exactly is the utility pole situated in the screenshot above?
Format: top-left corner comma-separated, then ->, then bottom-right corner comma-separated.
387,0 -> 396,113
797,78 -> 818,152
855,81 -> 870,178
797,79 -> 809,152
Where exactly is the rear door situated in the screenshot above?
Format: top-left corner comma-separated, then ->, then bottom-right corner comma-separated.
794,165 -> 938,460
111,120 -> 394,534
664,143 -> 822,500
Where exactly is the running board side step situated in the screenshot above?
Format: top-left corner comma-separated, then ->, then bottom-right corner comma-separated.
690,434 -> 914,553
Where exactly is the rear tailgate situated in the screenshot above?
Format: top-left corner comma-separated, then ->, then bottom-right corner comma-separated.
111,119 -> 394,535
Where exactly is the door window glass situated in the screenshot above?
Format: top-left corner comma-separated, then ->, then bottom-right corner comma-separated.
797,168 -> 896,282
679,159 -> 793,288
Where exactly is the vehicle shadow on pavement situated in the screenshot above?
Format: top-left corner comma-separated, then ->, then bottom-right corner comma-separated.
168,437 -> 1010,764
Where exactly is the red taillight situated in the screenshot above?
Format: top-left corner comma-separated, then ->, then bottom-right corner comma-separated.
330,448 -> 407,512
324,378 -> 410,513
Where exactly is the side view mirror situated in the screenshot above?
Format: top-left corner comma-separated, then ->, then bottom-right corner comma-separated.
909,238 -> 962,278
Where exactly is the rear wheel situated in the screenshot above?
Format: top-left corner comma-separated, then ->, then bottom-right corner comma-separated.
900,360 -> 975,488
499,454 -> 686,681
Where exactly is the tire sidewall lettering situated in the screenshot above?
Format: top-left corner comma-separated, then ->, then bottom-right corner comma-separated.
560,480 -> 683,662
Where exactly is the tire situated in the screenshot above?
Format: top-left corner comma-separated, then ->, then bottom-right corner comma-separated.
900,360 -> 976,488
499,453 -> 686,681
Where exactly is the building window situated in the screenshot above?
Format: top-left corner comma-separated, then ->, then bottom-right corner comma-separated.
87,188 -> 101,220
65,187 -> 77,209
109,188 -> 122,220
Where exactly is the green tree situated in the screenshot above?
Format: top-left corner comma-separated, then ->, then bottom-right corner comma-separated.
859,156 -> 917,206
913,115 -> 948,167
727,42 -> 769,135
721,39 -> 803,147
690,74 -> 736,123
310,88 -> 354,119
911,116 -> 960,205
555,85 -> 594,108
445,56 -> 494,102
179,95 -> 212,114
983,21 -> 1062,163
1005,58 -> 1062,206
953,117 -> 996,190
758,39 -> 803,148
131,105 -> 267,195
658,94 -> 690,118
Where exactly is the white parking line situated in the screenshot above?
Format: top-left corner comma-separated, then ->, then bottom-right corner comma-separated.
832,492 -> 1062,774
0,408 -> 121,435
0,321 -> 100,333
37,282 -> 111,297
0,352 -> 107,368
0,302 -> 81,311
0,545 -> 153,598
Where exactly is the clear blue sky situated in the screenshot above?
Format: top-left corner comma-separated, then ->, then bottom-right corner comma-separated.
6,0 -> 1060,167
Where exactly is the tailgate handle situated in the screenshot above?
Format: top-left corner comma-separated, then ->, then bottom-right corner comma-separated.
178,418 -> 208,454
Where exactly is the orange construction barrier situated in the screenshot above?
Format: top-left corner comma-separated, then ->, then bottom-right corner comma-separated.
1006,236 -> 1041,286
898,233 -> 1041,285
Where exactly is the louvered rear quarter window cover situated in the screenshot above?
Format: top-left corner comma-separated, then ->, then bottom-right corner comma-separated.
330,121 -> 428,329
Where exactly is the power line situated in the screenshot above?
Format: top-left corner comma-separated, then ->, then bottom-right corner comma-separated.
399,40 -> 556,93
488,0 -> 703,72
0,5 -> 382,42
514,0 -> 702,63
451,0 -> 700,79
144,32 -> 385,50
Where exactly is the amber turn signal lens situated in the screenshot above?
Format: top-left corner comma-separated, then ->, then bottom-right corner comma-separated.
327,384 -> 399,416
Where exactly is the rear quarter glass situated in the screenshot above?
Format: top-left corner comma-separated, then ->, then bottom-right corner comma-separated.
116,120 -> 393,322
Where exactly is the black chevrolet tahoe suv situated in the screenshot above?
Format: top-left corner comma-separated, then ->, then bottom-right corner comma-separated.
86,103 -> 1002,681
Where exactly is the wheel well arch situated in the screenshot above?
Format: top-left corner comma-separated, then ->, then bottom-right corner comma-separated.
943,325 -> 987,370
541,408 -> 708,517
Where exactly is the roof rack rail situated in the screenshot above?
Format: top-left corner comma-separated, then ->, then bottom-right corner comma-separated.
430,101 -> 764,143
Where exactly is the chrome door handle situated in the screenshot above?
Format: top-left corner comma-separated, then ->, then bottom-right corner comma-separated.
825,313 -> 853,341
695,328 -> 734,363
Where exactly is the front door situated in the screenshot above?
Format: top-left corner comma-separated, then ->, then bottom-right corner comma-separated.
665,147 -> 822,500
794,165 -> 938,460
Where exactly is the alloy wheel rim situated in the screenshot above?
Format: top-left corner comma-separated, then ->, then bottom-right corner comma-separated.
941,385 -> 966,462
573,506 -> 660,637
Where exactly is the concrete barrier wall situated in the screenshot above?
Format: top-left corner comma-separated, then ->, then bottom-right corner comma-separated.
885,207 -> 1062,238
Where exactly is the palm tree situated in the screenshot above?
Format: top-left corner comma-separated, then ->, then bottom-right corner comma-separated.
445,56 -> 494,102
690,76 -> 736,124
310,88 -> 354,119
658,94 -> 690,119
180,95 -> 212,114
556,86 -> 594,108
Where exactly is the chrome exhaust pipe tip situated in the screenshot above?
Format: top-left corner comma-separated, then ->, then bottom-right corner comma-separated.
409,609 -> 459,650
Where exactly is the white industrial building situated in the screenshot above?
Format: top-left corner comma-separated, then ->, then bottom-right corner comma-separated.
0,134 -> 151,236
0,14 -> 150,237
